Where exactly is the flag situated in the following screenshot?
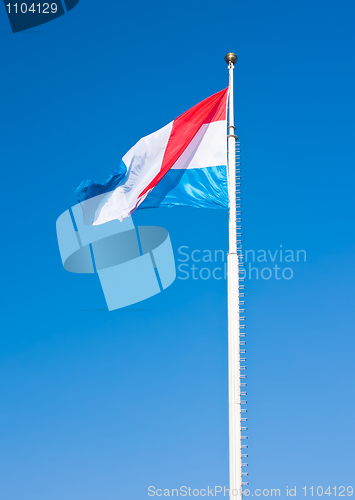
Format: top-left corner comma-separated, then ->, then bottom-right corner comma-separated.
74,87 -> 229,225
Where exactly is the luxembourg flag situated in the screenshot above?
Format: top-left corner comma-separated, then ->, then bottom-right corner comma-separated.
74,87 -> 229,224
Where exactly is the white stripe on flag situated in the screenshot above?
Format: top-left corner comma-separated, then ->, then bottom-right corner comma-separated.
93,122 -> 173,224
171,121 -> 227,170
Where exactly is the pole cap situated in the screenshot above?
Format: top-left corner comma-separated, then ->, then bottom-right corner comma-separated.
224,52 -> 238,65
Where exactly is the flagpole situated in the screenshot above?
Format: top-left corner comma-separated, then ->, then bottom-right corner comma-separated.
225,52 -> 241,498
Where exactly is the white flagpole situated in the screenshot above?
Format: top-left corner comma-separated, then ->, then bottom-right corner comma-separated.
225,52 -> 242,499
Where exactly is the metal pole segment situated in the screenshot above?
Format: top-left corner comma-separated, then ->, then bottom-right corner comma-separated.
225,53 -> 241,498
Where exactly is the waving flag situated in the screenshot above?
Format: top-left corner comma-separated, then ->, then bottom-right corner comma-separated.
74,87 -> 229,224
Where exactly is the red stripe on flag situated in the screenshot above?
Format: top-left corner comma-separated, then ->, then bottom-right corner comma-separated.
138,87 -> 228,200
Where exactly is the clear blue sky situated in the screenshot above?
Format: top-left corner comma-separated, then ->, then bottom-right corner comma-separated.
0,0 -> 354,498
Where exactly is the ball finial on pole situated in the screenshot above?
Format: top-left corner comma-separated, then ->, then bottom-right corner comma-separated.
224,52 -> 238,65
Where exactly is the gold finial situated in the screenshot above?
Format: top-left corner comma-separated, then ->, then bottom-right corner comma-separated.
224,52 -> 238,65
